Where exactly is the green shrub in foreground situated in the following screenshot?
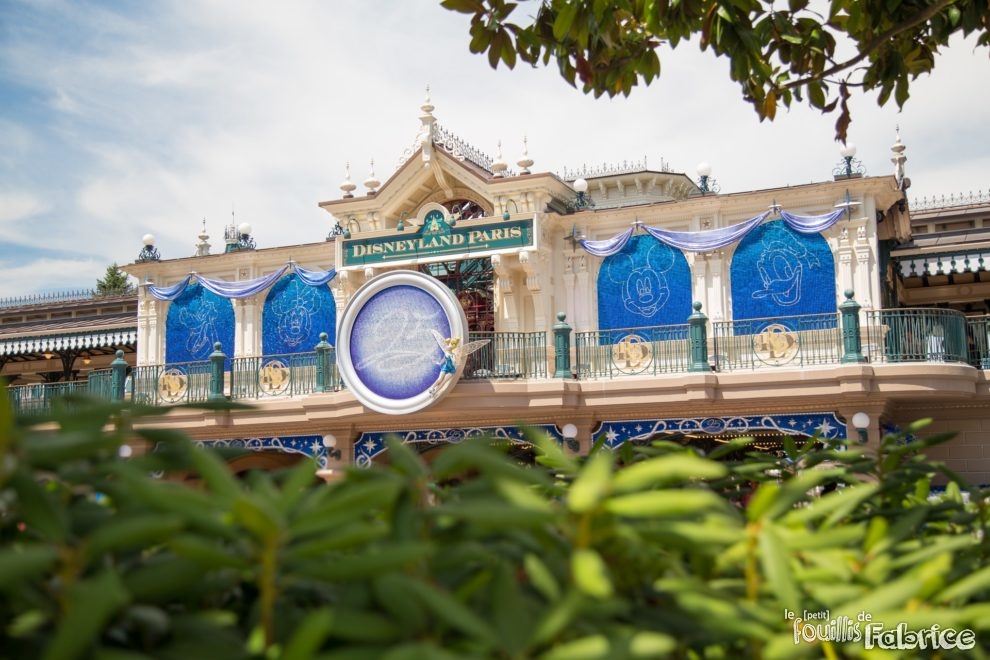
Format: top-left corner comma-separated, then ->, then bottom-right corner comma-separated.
0,392 -> 988,659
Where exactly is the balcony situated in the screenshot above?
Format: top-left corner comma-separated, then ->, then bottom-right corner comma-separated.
7,305 -> 983,417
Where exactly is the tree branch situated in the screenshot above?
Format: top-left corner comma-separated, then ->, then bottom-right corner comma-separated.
780,0 -> 958,91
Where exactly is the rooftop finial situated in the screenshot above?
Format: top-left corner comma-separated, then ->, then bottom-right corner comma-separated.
491,140 -> 508,178
364,159 -> 380,195
891,125 -> 908,191
340,161 -> 356,198
517,135 -> 534,175
421,84 -> 434,115
195,217 -> 211,256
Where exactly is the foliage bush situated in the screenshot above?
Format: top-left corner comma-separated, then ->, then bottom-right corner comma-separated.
1,390 -> 988,659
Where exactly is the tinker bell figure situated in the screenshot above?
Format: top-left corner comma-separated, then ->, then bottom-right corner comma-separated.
428,330 -> 488,397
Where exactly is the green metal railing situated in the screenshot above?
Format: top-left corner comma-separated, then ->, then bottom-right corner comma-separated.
230,351 -> 341,399
86,368 -> 115,400
966,316 -> 990,368
711,313 -> 842,371
461,331 -> 548,380
7,380 -> 88,415
864,308 -> 968,364
131,361 -> 212,405
574,324 -> 690,378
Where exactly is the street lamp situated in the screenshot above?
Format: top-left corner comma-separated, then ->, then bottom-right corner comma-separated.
572,178 -> 594,210
834,143 -> 865,178
851,412 -> 870,444
562,423 -> 579,452
136,234 -> 161,262
696,162 -> 720,194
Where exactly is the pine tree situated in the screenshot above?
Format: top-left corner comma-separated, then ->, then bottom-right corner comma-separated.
95,263 -> 135,296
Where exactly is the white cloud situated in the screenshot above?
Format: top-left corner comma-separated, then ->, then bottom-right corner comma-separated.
0,0 -> 988,295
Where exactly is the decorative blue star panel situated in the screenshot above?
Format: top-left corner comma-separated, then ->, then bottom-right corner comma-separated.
592,412 -> 845,450
730,221 -> 836,330
195,434 -> 330,468
354,423 -> 561,466
597,234 -> 691,340
165,282 -> 235,366
262,274 -> 337,356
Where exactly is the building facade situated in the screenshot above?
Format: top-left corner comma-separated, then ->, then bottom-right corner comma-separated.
14,98 -> 979,484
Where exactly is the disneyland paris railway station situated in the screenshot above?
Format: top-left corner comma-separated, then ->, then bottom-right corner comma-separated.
5,93 -> 990,485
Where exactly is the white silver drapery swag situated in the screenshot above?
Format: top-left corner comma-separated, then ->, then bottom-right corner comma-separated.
578,208 -> 844,257
145,264 -> 337,301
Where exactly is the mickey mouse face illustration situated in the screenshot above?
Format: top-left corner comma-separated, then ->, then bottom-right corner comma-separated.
272,281 -> 320,348
606,240 -> 676,319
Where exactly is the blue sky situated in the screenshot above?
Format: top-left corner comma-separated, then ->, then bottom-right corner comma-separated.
1,0 -> 988,297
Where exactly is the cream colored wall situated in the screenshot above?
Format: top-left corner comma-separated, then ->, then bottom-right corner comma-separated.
132,360 -> 990,485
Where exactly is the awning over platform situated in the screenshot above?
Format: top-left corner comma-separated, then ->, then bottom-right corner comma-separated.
0,328 -> 137,357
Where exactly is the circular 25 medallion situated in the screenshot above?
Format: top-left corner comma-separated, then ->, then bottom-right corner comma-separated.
336,270 -> 469,415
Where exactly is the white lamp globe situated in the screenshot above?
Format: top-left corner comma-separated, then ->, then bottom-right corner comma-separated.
238,222 -> 252,236
839,143 -> 857,159
696,162 -> 712,177
562,423 -> 578,439
851,412 -> 870,430
573,178 -> 588,193
142,233 -> 155,246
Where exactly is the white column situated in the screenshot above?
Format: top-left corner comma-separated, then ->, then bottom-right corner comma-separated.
574,255 -> 591,332
854,226 -> 873,309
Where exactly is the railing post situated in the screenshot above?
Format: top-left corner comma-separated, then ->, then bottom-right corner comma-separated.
110,350 -> 128,401
315,332 -> 332,392
688,302 -> 709,372
840,289 -> 866,363
209,342 -> 227,400
553,312 -> 572,378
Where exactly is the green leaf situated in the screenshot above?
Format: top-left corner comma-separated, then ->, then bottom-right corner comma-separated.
571,548 -> 613,599
44,571 -> 130,660
440,0 -> 484,14
568,450 -> 613,513
552,2 -> 580,41
539,634 -> 609,659
605,488 -> 728,518
84,514 -> 185,563
396,575 -> 498,645
612,453 -> 727,491
524,552 -> 561,601
281,608 -> 334,660
938,563 -> 990,603
187,444 -> 241,500
231,493 -> 284,542
629,631 -> 677,656
300,542 -> 435,581
168,534 -> 250,569
758,523 -> 799,611
0,544 -> 58,590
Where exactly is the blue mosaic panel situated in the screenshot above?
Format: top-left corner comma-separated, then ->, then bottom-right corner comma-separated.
597,235 -> 691,338
262,274 -> 336,356
354,423 -> 559,466
730,221 -> 835,327
593,412 -> 845,450
165,283 -> 234,366
349,285 -> 451,400
196,435 -> 330,468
